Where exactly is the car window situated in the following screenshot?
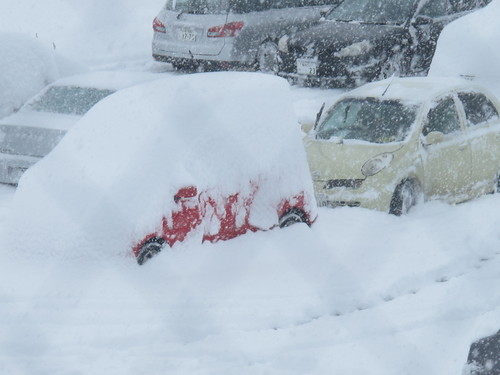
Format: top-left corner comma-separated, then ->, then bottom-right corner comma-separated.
229,0 -> 269,12
0,125 -> 66,158
27,86 -> 115,116
458,92 -> 499,127
165,0 -> 230,14
423,97 -> 461,136
418,0 -> 450,18
316,98 -> 419,143
450,0 -> 491,12
230,0 -> 339,11
327,0 -> 415,25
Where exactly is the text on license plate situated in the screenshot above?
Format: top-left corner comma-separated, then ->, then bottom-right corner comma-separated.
296,59 -> 318,76
178,30 -> 197,41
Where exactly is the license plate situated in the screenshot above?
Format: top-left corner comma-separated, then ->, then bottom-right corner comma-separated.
296,58 -> 318,76
177,29 -> 197,42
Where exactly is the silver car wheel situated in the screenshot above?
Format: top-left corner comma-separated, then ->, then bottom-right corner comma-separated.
257,42 -> 281,74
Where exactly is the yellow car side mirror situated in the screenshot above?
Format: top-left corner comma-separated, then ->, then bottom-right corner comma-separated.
424,131 -> 444,146
301,121 -> 314,134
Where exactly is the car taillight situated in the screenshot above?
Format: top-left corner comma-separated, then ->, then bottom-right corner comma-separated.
153,17 -> 166,33
207,22 -> 244,38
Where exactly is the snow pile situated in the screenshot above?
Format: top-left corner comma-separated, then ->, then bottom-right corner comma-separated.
0,0 -> 165,66
0,33 -> 77,119
8,72 -> 315,261
429,0 -> 500,91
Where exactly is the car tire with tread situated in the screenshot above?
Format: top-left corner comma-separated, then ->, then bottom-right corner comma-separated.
389,180 -> 420,216
279,209 -> 307,228
136,237 -> 166,265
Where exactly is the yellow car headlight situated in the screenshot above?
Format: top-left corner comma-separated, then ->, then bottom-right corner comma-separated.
361,153 -> 393,177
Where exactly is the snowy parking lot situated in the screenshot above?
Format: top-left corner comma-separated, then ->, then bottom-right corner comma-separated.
1,0 -> 500,374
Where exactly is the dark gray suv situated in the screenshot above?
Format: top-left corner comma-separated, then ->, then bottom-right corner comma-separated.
277,0 -> 491,87
152,0 -> 343,72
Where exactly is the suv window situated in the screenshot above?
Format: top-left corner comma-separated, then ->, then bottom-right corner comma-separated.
424,97 -> 461,135
230,0 -> 269,12
166,0 -> 229,14
450,0 -> 491,12
419,0 -> 450,18
458,92 -> 499,127
268,0 -> 340,9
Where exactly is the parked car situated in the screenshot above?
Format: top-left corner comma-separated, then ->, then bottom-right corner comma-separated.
303,77 -> 500,215
134,182 -> 315,265
464,330 -> 500,375
123,73 -> 317,265
151,0 -> 344,73
278,0 -> 491,87
0,71 -> 161,185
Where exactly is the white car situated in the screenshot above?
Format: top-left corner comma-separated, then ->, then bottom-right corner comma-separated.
304,77 -> 500,215
0,71 -> 161,185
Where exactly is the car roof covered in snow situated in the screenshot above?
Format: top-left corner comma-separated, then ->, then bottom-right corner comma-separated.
43,70 -> 163,91
343,77 -> 496,104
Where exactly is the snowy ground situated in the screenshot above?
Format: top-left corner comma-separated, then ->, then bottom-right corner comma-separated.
1,1 -> 500,374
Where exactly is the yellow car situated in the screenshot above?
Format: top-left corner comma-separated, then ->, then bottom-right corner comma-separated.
304,77 -> 500,215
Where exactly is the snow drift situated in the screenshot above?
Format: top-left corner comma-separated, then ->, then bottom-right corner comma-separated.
8,72 -> 316,261
429,0 -> 500,92
0,33 -> 81,119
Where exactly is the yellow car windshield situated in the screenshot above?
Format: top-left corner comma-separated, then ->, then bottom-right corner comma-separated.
317,98 -> 419,144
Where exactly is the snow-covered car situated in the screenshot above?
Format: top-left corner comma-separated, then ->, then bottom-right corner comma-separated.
464,330 -> 500,375
278,0 -> 491,87
0,71 -> 161,185
151,0 -> 343,72
134,182 -> 315,265
304,77 -> 500,215
429,0 -> 500,89
9,72 -> 317,264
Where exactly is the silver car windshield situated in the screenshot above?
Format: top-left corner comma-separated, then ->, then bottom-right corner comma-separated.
316,98 -> 419,144
327,0 -> 415,24
27,86 -> 115,116
0,125 -> 65,158
165,0 -> 230,14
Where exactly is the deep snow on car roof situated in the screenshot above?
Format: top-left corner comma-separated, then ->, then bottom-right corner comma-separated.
39,70 -> 164,91
345,77 -> 490,103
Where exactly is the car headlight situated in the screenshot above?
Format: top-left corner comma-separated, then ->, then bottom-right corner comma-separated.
361,152 -> 393,177
334,40 -> 373,58
278,35 -> 289,53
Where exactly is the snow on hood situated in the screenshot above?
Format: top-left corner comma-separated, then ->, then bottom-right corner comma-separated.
8,72 -> 316,260
429,0 -> 500,93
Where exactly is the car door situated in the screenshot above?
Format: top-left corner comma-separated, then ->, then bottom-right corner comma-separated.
421,95 -> 472,201
457,91 -> 500,194
200,185 -> 256,242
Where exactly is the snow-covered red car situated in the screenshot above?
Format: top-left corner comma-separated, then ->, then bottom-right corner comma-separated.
133,184 -> 314,265
9,72 -> 317,264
